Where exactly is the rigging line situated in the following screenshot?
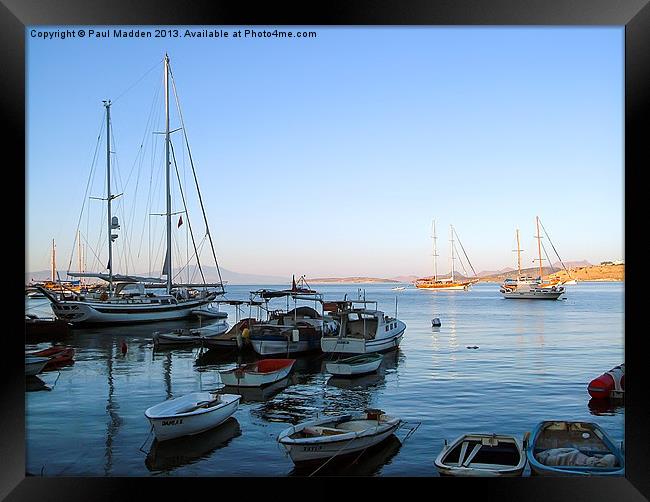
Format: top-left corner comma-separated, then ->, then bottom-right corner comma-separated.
66,113 -> 105,274
112,58 -> 163,104
169,64 -> 224,291
170,134 -> 207,286
538,219 -> 571,276
453,227 -> 477,278
454,242 -> 470,278
541,241 -> 555,274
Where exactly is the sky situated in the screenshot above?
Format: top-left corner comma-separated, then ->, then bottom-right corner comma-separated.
26,26 -> 624,279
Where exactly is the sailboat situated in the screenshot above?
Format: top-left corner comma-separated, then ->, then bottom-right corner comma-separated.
415,222 -> 478,291
38,54 -> 225,324
500,217 -> 565,300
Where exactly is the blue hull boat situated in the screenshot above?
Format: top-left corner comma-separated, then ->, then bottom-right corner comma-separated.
526,421 -> 624,476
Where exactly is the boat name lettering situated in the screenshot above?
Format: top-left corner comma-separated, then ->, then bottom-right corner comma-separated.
161,418 -> 183,426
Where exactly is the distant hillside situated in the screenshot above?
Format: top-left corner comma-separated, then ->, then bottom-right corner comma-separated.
548,264 -> 623,282
307,277 -> 399,284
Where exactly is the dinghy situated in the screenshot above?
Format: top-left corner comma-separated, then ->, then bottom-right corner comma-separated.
191,304 -> 228,320
25,356 -> 50,376
278,409 -> 401,464
588,364 -> 624,400
145,392 -> 240,442
325,353 -> 383,377
526,421 -> 624,476
153,321 -> 229,347
219,358 -> 295,387
26,346 -> 75,370
431,318 -> 441,327
434,433 -> 527,476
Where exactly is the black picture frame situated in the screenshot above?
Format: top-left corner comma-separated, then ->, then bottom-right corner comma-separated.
3,1 -> 648,500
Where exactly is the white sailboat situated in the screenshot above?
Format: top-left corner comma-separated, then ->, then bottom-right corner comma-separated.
500,218 -> 565,300
39,55 -> 225,324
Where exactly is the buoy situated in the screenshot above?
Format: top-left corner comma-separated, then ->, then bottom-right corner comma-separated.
121,341 -> 128,355
588,364 -> 624,400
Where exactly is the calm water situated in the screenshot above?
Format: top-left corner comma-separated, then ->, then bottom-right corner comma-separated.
25,282 -> 625,476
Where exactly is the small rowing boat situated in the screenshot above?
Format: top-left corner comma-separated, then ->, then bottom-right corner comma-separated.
219,358 -> 295,387
153,321 -> 229,347
587,364 -> 624,400
26,345 -> 75,370
278,409 -> 401,464
25,356 -> 50,376
325,353 -> 383,377
526,421 -> 624,476
145,392 -> 240,442
434,433 -> 527,476
191,304 -> 228,320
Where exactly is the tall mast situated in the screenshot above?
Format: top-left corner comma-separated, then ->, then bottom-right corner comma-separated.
516,228 -> 522,277
536,216 -> 543,279
51,238 -> 56,282
450,224 -> 455,282
432,220 -> 438,281
164,54 -> 172,295
104,100 -> 114,293
77,230 -> 83,286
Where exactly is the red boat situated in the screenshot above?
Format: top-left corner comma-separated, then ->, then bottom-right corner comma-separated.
26,346 -> 75,370
587,364 -> 624,400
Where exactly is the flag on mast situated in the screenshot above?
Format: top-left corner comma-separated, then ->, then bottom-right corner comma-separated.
178,215 -> 183,228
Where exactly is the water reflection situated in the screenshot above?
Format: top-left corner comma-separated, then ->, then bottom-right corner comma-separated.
288,434 -> 403,477
222,377 -> 291,404
587,398 -> 625,416
145,417 -> 241,472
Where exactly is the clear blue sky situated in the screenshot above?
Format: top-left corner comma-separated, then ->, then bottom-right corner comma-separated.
27,26 -> 624,278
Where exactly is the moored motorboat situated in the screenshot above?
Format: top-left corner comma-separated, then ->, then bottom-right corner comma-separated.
153,321 -> 229,347
526,421 -> 624,476
431,317 -> 441,327
26,345 -> 75,370
320,299 -> 405,354
587,364 -> 624,400
219,358 -> 295,387
25,356 -> 50,376
144,392 -> 240,442
277,409 -> 401,464
434,433 -> 527,476
325,353 -> 383,377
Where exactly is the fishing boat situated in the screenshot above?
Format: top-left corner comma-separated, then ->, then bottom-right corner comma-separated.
25,356 -> 50,376
144,392 -> 240,442
526,421 -> 624,476
320,299 -> 405,354
588,364 -> 624,400
201,299 -> 265,349
26,345 -> 75,370
248,277 -> 338,356
153,321 -> 229,347
277,409 -> 401,464
415,221 -> 478,291
219,358 -> 295,387
434,433 -> 527,477
500,219 -> 566,300
39,54 -> 225,325
325,353 -> 383,376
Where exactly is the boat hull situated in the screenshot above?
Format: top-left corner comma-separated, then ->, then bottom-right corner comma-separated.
153,322 -> 229,346
50,296 -> 215,325
500,289 -> 564,300
278,414 -> 401,464
250,338 -> 321,356
145,393 -> 240,442
25,356 -> 50,376
220,359 -> 295,387
321,325 -> 405,354
325,355 -> 383,376
434,434 -> 526,477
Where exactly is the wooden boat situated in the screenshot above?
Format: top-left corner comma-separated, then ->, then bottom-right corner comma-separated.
415,221 -> 478,291
25,356 -> 50,376
526,421 -> 624,476
153,321 -> 229,347
191,304 -> 228,320
277,409 -> 401,464
219,358 -> 295,387
434,433 -> 527,476
26,346 -> 75,370
588,364 -> 624,400
202,318 -> 258,350
144,392 -> 240,442
325,353 -> 383,377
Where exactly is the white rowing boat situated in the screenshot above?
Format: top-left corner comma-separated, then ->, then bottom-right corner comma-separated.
219,358 -> 295,387
325,353 -> 383,377
278,409 -> 401,464
145,392 -> 240,441
153,321 -> 229,346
